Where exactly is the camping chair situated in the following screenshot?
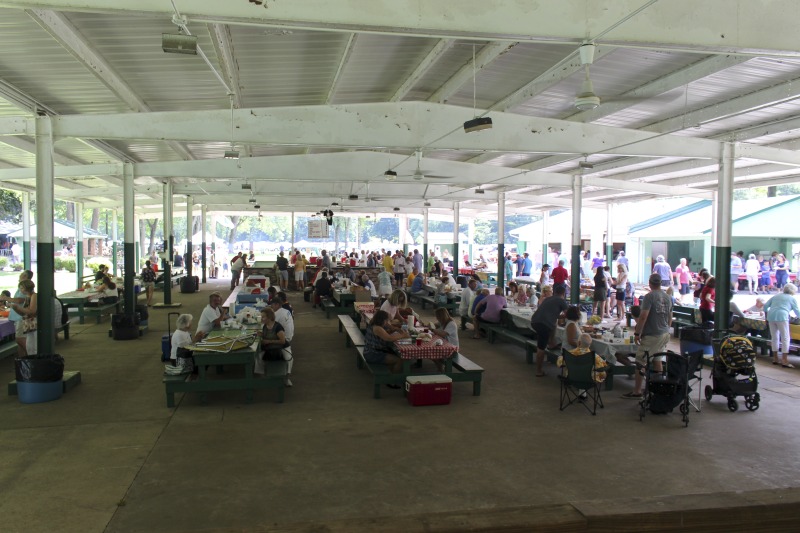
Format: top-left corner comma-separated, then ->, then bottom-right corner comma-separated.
684,349 -> 705,414
558,348 -> 605,415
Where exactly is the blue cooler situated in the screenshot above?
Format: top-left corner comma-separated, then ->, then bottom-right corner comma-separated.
680,325 -> 714,356
17,381 -> 63,404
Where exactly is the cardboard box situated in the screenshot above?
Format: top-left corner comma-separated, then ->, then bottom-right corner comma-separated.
406,375 -> 452,406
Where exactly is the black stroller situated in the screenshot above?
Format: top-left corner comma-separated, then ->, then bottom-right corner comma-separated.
704,335 -> 760,412
639,350 -> 704,427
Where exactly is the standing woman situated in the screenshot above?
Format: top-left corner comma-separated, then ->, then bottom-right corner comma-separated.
699,276 -> 716,324
763,283 -> 800,367
10,280 -> 37,356
774,253 -> 789,289
294,254 -> 307,291
592,267 -> 607,319
615,264 -> 628,321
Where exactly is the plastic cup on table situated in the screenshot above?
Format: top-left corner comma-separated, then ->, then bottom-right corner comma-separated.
416,338 -> 422,346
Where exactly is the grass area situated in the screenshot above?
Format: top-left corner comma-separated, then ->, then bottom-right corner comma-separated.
0,269 -> 94,295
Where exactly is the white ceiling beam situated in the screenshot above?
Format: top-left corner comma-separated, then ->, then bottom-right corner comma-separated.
520,54 -> 752,171
30,102 -> 722,159
4,1 -> 800,56
26,8 -> 194,161
428,42 -> 515,104
326,33 -> 358,104
390,39 -> 455,102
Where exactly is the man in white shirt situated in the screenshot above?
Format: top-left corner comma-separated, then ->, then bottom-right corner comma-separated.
260,298 -> 294,386
393,251 -> 406,287
459,279 -> 478,330
195,292 -> 229,341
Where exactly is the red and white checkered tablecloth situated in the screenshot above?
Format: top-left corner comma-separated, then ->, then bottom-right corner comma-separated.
395,336 -> 457,360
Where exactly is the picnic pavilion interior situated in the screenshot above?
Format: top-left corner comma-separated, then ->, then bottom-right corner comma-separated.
2,1 -> 800,531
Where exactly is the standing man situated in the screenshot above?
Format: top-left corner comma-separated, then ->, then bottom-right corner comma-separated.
230,252 -> 245,290
320,249 -> 331,270
623,273 -> 673,399
140,260 -> 156,306
652,255 -> 672,288
521,252 -> 532,277
412,248 -> 423,273
530,283 -> 569,377
550,259 -> 570,293
427,250 -> 436,274
458,278 -> 478,330
616,250 -> 629,270
276,251 -> 289,290
393,250 -> 406,288
515,253 -> 526,278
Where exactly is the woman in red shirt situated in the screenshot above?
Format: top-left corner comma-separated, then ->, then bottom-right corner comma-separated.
699,276 -> 716,324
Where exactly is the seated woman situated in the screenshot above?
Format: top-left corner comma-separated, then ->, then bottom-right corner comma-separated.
562,305 -> 583,351
169,313 -> 195,374
430,307 -> 459,349
559,333 -> 608,383
538,285 -> 553,307
380,289 -> 407,326
364,310 -> 409,384
95,271 -> 118,303
258,307 -> 289,365
507,281 -> 521,303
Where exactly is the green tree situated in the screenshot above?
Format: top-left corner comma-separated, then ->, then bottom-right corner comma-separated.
0,190 -> 22,223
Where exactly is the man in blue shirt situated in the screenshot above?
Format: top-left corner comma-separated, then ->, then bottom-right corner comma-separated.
522,253 -> 532,277
412,249 -> 423,273
409,267 -> 427,297
515,254 -> 525,277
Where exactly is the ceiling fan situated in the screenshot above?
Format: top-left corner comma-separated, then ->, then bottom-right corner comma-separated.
394,151 -> 453,181
574,43 -> 680,111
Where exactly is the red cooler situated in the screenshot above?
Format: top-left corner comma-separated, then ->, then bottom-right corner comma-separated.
406,375 -> 452,406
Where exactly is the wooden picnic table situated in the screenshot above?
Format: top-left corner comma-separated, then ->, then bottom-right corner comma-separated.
332,287 -> 355,308
394,334 -> 458,373
58,289 -> 117,324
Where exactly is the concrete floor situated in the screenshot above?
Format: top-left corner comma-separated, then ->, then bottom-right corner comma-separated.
2,278 -> 800,532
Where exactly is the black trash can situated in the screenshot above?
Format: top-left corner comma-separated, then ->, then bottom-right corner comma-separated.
180,276 -> 197,294
112,314 -> 140,340
15,354 -> 65,403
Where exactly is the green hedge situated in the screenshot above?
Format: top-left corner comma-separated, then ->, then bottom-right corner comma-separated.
0,257 -> 7,269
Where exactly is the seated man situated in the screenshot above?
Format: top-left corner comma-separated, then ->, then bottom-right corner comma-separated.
359,274 -> 378,299
472,287 -> 507,339
409,267 -> 428,297
194,292 -> 229,341
312,271 -> 333,308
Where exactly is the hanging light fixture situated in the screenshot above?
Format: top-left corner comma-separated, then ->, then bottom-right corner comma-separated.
224,93 -> 239,159
463,44 -> 492,133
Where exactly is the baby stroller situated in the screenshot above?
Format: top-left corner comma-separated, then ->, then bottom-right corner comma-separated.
639,350 -> 704,427
704,335 -> 760,412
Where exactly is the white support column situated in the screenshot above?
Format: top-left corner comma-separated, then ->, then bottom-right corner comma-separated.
467,218 -> 475,265
714,142 -> 735,329
122,163 -> 135,319
541,211 -> 549,270
111,208 -> 118,276
201,204 -> 207,283
570,176 -> 583,303
35,115 -> 55,355
498,192 -> 506,287
453,203 -> 460,273
185,195 -> 193,285
21,192 -> 31,270
606,202 -> 614,267
423,208 -> 429,272
76,201 -> 84,288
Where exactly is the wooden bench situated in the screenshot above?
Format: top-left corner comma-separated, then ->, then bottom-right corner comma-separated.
107,323 -> 148,338
162,360 -> 287,407
450,353 -> 484,395
356,347 -> 405,398
338,315 -> 366,347
0,340 -> 18,361
321,297 -> 337,318
8,370 -> 82,396
672,305 -> 697,337
56,320 -> 71,340
485,324 -> 536,364
70,301 -> 119,324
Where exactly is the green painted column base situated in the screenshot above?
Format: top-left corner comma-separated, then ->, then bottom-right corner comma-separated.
713,246 -> 731,334
570,244 -> 582,304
